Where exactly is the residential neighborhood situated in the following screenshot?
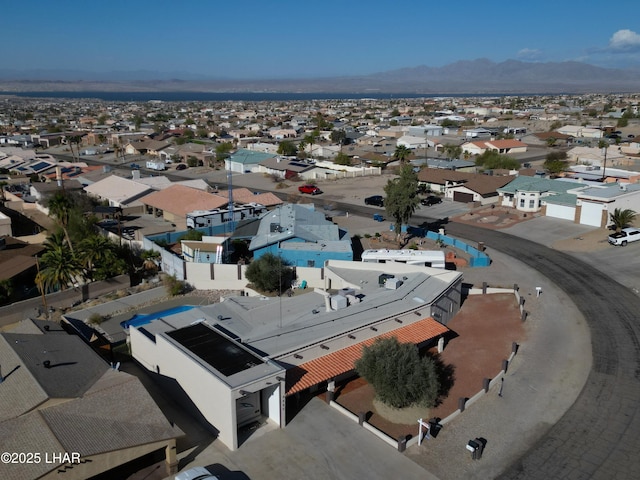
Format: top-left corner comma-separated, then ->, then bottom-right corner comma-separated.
1,92 -> 640,480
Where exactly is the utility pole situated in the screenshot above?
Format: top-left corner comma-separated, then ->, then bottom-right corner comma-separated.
35,256 -> 48,314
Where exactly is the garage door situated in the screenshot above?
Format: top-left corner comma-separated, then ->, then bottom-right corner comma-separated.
580,201 -> 604,227
453,191 -> 474,203
236,391 -> 261,427
546,203 -> 575,221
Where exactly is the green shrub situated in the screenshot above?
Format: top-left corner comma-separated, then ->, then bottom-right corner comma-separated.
165,275 -> 188,296
355,337 -> 440,409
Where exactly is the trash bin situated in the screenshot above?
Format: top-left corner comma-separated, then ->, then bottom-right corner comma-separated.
474,438 -> 485,459
466,439 -> 479,460
429,418 -> 442,438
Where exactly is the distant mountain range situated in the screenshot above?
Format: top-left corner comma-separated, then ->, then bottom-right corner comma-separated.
1,59 -> 639,94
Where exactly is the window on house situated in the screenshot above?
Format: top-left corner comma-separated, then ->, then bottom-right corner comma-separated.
520,198 -> 525,208
529,199 -> 535,208
307,260 -> 315,267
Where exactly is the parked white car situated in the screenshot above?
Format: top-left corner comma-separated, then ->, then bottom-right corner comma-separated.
174,467 -> 219,480
608,227 -> 640,246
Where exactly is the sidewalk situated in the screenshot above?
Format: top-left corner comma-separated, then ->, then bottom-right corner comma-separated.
404,247 -> 592,479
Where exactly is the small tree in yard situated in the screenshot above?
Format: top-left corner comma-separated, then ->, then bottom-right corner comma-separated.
355,337 -> 440,409
245,253 -> 293,294
543,151 -> 569,176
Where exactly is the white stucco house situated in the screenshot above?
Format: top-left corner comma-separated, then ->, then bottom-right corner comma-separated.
461,139 -> 528,156
498,175 -> 640,227
556,125 -> 603,139
497,176 -> 581,214
127,261 -> 462,451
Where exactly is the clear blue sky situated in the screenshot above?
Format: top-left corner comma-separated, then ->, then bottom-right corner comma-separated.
6,0 -> 640,79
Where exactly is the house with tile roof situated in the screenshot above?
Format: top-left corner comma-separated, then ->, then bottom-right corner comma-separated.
140,185 -> 229,230
84,175 -> 157,213
497,175 -> 581,213
446,173 -> 517,205
249,203 -> 353,267
520,131 -> 573,147
417,167 -> 476,194
227,187 -> 283,208
461,139 -> 528,156
128,260 -> 461,451
124,139 -> 171,156
0,320 -> 181,479
417,167 -> 514,203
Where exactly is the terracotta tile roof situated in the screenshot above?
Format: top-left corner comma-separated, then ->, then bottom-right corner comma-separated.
226,187 -> 284,207
486,139 -> 527,148
286,317 -> 448,395
533,131 -> 572,140
139,184 -> 228,216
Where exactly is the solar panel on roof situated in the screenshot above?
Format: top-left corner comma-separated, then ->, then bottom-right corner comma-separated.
31,161 -> 52,171
166,323 -> 264,377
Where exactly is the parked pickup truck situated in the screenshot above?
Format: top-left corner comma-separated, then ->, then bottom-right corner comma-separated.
608,227 -> 640,246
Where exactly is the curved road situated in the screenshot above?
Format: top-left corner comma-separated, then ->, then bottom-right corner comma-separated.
332,198 -> 640,478
441,221 -> 640,479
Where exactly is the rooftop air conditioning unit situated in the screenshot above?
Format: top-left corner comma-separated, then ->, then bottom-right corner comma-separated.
385,278 -> 403,290
330,295 -> 348,310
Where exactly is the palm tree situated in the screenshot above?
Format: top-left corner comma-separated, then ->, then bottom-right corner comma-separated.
393,145 -> 412,164
609,208 -> 637,232
303,132 -> 318,159
297,140 -> 307,158
384,164 -> 420,244
78,235 -> 119,282
46,191 -> 75,253
37,232 -> 82,292
140,250 -> 161,274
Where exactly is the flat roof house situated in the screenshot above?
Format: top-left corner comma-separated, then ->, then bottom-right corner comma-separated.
128,260 -> 461,451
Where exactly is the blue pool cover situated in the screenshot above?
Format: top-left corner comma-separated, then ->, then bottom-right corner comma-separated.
120,305 -> 195,329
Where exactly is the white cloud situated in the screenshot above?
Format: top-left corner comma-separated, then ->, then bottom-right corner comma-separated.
516,48 -> 542,60
608,29 -> 640,51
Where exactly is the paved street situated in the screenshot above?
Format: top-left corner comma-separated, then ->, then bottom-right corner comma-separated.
446,222 -> 640,480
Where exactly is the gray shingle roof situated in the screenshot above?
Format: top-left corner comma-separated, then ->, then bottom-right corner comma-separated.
0,336 -> 48,422
2,332 -> 109,399
41,370 -> 180,456
0,413 -> 66,480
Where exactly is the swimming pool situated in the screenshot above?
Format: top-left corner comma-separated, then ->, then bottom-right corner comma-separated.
120,305 -> 196,329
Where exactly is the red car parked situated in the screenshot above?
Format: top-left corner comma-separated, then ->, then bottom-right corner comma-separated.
298,185 -> 323,195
